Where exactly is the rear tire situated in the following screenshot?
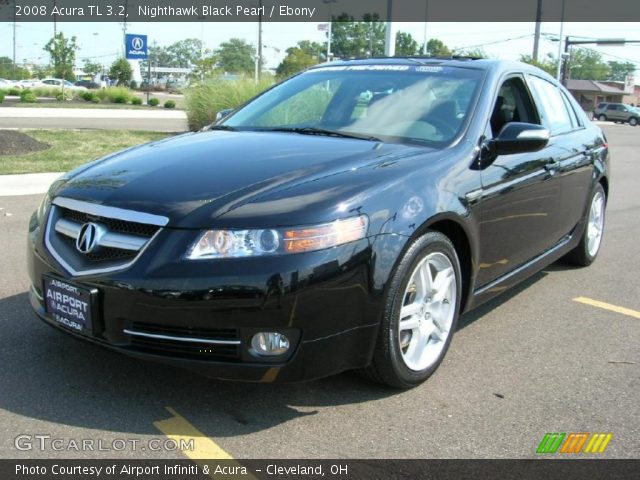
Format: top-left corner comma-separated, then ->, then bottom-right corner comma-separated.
364,231 -> 462,389
565,184 -> 606,266
597,114 -> 607,121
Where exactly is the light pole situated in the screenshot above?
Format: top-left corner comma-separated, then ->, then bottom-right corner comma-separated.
323,0 -> 337,61
555,0 -> 566,81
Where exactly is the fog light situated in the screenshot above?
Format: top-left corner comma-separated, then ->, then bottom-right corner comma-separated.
251,332 -> 290,356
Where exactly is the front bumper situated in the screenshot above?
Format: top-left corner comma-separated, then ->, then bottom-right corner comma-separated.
27,220 -> 381,383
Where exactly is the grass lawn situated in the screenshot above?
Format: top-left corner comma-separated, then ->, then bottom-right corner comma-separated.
0,130 -> 171,175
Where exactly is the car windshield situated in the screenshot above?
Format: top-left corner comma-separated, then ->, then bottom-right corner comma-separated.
222,65 -> 484,146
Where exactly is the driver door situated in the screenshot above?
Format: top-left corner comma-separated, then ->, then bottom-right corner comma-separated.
477,75 -> 562,287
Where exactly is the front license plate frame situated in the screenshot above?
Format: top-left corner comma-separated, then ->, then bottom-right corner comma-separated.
43,275 -> 97,335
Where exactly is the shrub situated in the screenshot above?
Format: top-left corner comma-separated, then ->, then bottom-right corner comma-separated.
185,76 -> 274,131
55,93 -> 65,101
91,96 -> 101,104
164,100 -> 176,109
148,98 -> 159,107
81,91 -> 94,102
19,89 -> 33,99
95,86 -> 134,104
129,80 -> 138,90
130,97 -> 143,105
0,91 -> 4,103
8,87 -> 21,96
20,93 -> 37,103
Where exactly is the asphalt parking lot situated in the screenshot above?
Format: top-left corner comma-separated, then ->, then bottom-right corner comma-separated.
0,123 -> 638,460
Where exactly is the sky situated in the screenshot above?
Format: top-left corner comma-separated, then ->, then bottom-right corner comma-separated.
1,21 -> 639,77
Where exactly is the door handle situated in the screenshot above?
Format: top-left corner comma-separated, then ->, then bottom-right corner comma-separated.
543,159 -> 560,175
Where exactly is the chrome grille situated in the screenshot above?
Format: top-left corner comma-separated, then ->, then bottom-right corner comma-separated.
124,322 -> 241,361
45,197 -> 169,276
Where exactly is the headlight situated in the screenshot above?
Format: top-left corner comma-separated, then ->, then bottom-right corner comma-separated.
186,215 -> 368,259
36,193 -> 52,225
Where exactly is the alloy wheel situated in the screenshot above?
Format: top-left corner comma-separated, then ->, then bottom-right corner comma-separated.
587,190 -> 605,257
398,252 -> 457,371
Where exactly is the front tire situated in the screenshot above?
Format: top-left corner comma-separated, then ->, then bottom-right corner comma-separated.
629,117 -> 638,126
365,232 -> 462,388
565,184 -> 606,266
597,114 -> 607,121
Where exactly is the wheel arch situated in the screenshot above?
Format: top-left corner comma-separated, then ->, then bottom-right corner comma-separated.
409,214 -> 475,313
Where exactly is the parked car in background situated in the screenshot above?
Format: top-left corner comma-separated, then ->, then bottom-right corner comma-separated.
37,78 -> 88,91
74,80 -> 99,89
594,102 -> 639,126
28,58 -> 609,388
0,78 -> 14,88
15,79 -> 40,89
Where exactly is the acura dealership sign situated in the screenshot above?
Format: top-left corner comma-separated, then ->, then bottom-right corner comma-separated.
125,34 -> 148,60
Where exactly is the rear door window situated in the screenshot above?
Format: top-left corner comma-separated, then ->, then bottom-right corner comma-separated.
527,75 -> 575,135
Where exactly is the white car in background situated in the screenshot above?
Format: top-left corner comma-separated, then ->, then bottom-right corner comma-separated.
15,79 -> 40,89
0,78 -> 14,89
38,78 -> 88,91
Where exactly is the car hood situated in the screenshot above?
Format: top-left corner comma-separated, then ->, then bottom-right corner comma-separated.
54,130 -> 432,228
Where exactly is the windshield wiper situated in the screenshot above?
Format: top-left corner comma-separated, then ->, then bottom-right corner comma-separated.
207,125 -> 237,131
261,127 -> 381,142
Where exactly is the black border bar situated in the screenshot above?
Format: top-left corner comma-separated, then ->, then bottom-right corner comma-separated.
1,0 -> 639,22
3,459 -> 640,480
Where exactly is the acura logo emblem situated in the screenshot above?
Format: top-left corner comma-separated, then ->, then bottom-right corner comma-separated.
131,37 -> 144,51
76,223 -> 102,254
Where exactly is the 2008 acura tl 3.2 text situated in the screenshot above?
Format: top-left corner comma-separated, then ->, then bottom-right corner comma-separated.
27,58 -> 609,388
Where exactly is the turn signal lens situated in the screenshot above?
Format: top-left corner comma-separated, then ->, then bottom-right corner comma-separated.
186,215 -> 368,259
283,216 -> 368,253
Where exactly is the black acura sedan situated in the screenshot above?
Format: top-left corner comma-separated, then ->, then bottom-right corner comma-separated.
28,58 -> 609,388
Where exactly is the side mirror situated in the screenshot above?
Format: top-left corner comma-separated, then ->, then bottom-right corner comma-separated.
487,122 -> 550,156
215,108 -> 234,122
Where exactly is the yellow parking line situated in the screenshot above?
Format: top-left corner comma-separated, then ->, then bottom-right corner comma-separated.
573,297 -> 640,320
153,406 -> 234,460
154,407 -> 257,479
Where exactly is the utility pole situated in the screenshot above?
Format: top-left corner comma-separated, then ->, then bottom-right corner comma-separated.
555,0 -> 566,81
422,0 -> 429,55
323,0 -> 336,61
384,0 -> 395,57
258,0 -> 262,80
122,0 -> 128,57
532,0 -> 542,62
12,1 -> 16,79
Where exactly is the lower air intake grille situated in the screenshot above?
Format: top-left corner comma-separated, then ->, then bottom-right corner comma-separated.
127,322 -> 241,361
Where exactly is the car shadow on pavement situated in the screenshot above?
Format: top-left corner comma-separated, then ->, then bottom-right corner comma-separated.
0,263 -> 568,441
0,291 -> 397,440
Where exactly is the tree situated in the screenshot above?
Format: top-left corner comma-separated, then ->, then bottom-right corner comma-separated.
330,14 -> 385,59
425,38 -> 451,57
109,58 -> 132,85
43,32 -> 78,80
520,53 -> 557,76
457,48 -> 489,59
31,64 -> 54,79
607,61 -> 636,81
166,38 -> 204,68
190,50 -> 218,82
0,56 -> 30,80
395,32 -> 419,56
82,60 -> 103,77
216,38 -> 255,75
276,41 -> 325,78
567,48 -> 610,80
